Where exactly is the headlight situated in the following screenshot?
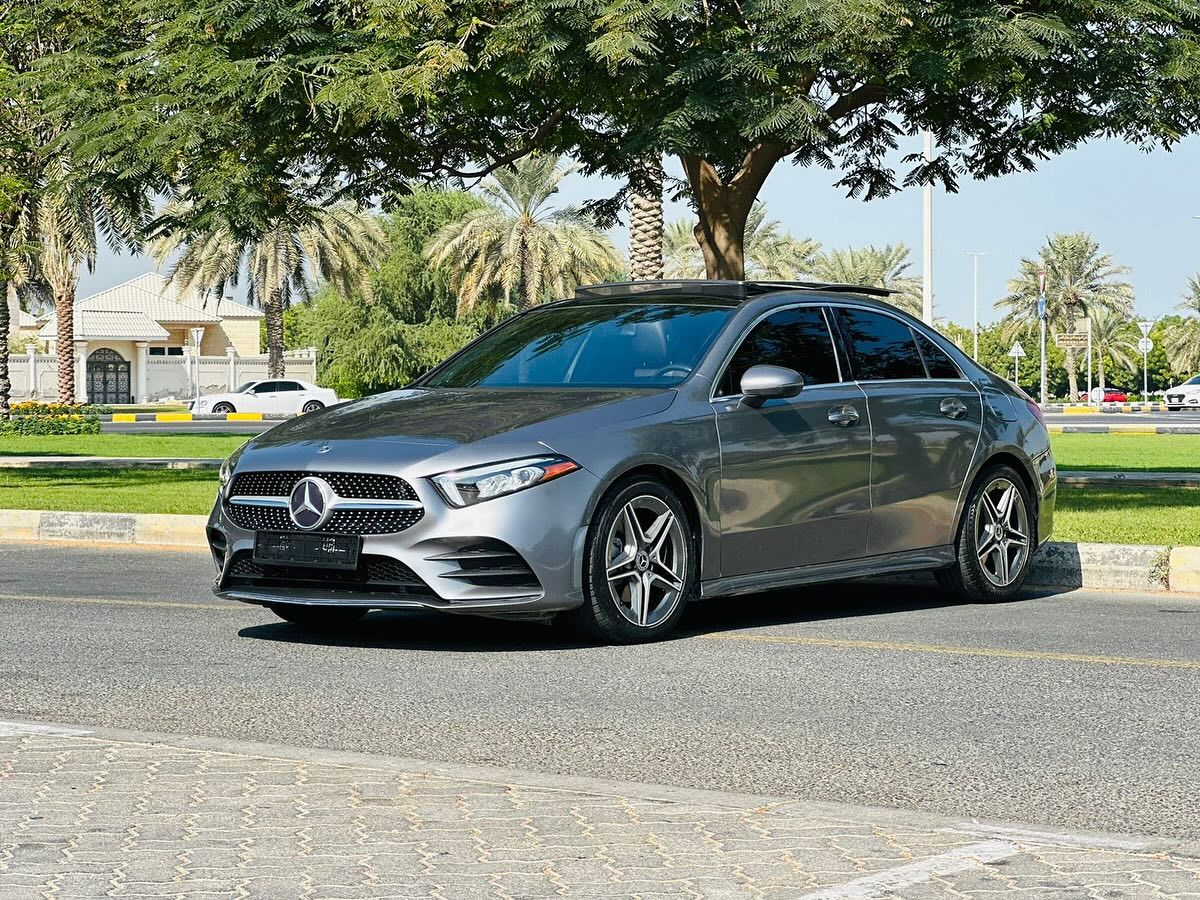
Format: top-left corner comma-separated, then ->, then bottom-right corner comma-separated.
218,445 -> 245,497
431,455 -> 579,508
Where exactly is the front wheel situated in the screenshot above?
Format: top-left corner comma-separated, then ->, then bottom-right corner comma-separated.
269,604 -> 367,629
212,402 -> 235,414
937,465 -> 1034,602
569,478 -> 697,643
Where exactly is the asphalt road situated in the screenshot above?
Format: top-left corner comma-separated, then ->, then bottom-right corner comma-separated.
1,541 -> 1197,841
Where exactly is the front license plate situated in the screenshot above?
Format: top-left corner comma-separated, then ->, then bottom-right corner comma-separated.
254,531 -> 361,569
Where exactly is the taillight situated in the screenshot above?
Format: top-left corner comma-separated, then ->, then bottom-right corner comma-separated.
1026,399 -> 1045,427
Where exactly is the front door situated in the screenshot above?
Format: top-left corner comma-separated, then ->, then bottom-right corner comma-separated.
86,349 -> 131,405
714,306 -> 872,577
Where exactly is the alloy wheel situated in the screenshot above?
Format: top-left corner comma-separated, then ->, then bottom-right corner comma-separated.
604,495 -> 688,628
975,477 -> 1030,587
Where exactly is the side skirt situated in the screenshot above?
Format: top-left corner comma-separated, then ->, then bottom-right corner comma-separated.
698,546 -> 956,600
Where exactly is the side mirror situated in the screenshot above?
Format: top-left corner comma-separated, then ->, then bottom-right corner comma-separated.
740,365 -> 804,407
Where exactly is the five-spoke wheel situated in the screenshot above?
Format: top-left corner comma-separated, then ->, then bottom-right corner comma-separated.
572,477 -> 697,643
937,465 -> 1034,602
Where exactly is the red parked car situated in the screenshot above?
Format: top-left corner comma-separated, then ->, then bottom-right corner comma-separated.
1078,388 -> 1128,402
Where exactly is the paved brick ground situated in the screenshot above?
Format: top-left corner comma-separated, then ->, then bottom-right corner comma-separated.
0,722 -> 1197,899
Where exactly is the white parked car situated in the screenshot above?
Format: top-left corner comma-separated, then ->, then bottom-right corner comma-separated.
191,379 -> 338,415
1164,375 -> 1200,411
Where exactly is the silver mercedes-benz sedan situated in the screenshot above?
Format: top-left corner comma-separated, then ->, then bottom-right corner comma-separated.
208,280 -> 1056,643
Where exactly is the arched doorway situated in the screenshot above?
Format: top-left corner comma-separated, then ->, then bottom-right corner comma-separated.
86,349 -> 132,405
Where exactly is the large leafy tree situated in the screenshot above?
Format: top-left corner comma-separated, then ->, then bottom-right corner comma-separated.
149,197 -> 386,377
808,245 -> 923,316
997,232 -> 1134,400
425,155 -> 623,315
663,203 -> 818,280
46,0 -> 1200,285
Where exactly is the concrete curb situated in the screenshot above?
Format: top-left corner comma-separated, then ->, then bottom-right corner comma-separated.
103,412 -> 292,423
1047,424 -> 1200,434
0,456 -> 221,470
1057,470 -> 1200,488
0,509 -> 210,548
0,508 -> 1197,594
1041,403 -> 1167,414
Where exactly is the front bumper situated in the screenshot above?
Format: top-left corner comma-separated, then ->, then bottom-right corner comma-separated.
208,467 -> 599,616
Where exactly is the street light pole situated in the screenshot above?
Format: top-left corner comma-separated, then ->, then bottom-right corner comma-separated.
966,251 -> 986,360
1037,270 -> 1048,406
922,130 -> 934,326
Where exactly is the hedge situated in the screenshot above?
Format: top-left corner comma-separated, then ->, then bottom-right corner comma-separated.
1,401 -> 101,435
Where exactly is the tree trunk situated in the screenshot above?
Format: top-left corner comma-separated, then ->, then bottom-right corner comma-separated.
1099,358 -> 1106,391
628,159 -> 664,280
0,278 -> 10,416
1065,346 -> 1079,400
264,289 -> 286,378
516,234 -> 533,311
55,285 -> 76,402
681,144 -> 783,280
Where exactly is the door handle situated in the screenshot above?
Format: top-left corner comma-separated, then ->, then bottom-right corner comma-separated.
940,398 -> 968,419
827,405 -> 860,427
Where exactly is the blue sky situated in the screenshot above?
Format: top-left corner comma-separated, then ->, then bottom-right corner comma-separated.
81,134 -> 1200,328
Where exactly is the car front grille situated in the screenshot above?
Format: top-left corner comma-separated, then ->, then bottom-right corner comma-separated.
224,551 -> 434,596
230,471 -> 418,501
225,470 -> 424,535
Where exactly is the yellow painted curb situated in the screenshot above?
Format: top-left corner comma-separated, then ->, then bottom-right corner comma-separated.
1106,427 -> 1157,435
1047,426 -> 1064,434
1170,547 -> 1200,593
225,412 -> 263,421
155,413 -> 194,422
134,513 -> 210,548
0,509 -> 41,542
110,413 -> 137,423
1063,406 -> 1093,415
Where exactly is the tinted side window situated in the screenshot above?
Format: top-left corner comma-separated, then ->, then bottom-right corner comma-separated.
915,332 -> 961,379
253,382 -> 279,393
835,308 -> 926,381
718,307 -> 840,396
277,381 -> 303,392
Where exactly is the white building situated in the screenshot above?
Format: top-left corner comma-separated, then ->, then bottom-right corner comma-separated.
11,273 -> 316,404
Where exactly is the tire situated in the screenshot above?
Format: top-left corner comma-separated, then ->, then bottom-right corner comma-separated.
212,402 -> 235,414
269,604 -> 368,629
936,464 -> 1035,603
568,477 -> 698,644
302,400 -> 325,413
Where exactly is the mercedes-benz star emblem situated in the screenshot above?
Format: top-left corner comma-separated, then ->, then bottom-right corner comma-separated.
289,476 -> 332,530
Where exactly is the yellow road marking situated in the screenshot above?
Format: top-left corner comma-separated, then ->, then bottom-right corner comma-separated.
155,412 -> 193,422
0,593 -> 237,612
699,633 -> 1200,671
225,412 -> 263,421
110,413 -> 137,423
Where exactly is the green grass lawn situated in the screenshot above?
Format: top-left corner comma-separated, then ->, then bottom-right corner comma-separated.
0,434 -> 249,459
1054,484 -> 1200,546
0,467 -> 219,515
1049,432 -> 1200,472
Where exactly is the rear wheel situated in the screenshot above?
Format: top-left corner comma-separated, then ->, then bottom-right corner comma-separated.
212,402 -> 235,414
269,605 -> 367,629
569,478 -> 697,643
937,465 -> 1034,602
302,400 -> 325,413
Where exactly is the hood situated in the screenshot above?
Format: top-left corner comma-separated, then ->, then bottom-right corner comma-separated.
245,387 -> 676,458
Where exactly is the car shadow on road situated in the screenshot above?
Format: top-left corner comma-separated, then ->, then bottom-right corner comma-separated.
236,576 -> 1064,652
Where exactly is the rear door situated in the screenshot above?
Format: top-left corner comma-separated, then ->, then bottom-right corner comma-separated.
832,307 -> 982,556
714,305 -> 872,576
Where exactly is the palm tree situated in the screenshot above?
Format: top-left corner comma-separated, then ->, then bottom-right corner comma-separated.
996,232 -> 1134,399
150,197 -> 386,377
627,159 -> 664,280
425,155 -> 623,316
662,203 -> 818,280
1164,275 -> 1200,377
1086,308 -> 1138,390
807,245 -> 923,315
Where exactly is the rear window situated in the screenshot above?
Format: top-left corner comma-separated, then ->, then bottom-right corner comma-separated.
835,308 -> 926,381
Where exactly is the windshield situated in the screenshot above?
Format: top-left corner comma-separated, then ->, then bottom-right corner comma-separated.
1186,376 -> 1200,386
423,303 -> 733,389
235,382 -> 257,393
